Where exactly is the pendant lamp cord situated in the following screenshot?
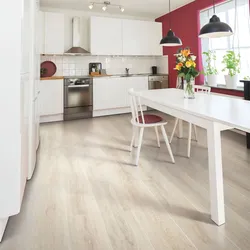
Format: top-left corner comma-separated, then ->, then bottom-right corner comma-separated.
169,0 -> 171,29
213,0 -> 215,14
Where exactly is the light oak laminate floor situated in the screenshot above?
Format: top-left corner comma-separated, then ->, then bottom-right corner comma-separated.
1,113 -> 250,250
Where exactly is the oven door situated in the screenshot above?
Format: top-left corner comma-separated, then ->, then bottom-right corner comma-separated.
64,83 -> 93,120
65,84 -> 92,108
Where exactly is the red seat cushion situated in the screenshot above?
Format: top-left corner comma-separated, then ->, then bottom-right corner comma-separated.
137,114 -> 163,124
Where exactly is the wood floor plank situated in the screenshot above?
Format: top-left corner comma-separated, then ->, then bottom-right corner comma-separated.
0,114 -> 250,250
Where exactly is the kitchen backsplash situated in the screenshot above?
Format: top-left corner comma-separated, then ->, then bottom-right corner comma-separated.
40,55 -> 168,76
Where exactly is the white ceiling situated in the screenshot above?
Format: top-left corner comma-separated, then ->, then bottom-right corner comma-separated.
40,0 -> 195,19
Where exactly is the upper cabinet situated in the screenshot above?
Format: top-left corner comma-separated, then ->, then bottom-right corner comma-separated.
150,22 -> 163,56
90,16 -> 123,55
89,16 -> 162,56
38,12 -> 64,54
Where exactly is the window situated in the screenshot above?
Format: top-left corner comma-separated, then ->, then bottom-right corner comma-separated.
200,0 -> 250,87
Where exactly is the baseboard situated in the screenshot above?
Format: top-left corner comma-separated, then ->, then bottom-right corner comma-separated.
40,114 -> 63,123
93,106 -> 147,117
0,218 -> 8,242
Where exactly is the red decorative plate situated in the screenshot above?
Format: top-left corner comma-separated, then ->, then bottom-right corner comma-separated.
41,61 -> 57,77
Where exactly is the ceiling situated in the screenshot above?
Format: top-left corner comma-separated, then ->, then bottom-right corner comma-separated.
40,0 -> 195,19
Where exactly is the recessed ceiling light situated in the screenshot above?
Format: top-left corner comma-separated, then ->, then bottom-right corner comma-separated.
102,5 -> 107,11
120,6 -> 125,12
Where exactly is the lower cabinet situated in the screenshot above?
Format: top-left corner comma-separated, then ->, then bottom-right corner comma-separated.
93,76 -> 148,116
39,79 -> 64,122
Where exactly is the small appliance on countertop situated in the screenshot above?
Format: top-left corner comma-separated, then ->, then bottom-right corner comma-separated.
89,63 -> 102,76
152,66 -> 158,75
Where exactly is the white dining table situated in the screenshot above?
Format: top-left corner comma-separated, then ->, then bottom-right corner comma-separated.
139,88 -> 250,226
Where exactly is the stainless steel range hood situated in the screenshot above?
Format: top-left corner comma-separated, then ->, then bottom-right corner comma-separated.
64,17 -> 90,55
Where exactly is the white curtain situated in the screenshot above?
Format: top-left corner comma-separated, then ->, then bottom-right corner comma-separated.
200,0 -> 250,86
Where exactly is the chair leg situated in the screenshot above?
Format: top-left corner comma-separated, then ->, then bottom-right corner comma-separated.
187,123 -> 192,158
134,127 -> 139,148
193,125 -> 198,141
130,126 -> 136,152
170,118 -> 179,143
135,128 -> 144,166
161,125 -> 175,164
155,126 -> 160,148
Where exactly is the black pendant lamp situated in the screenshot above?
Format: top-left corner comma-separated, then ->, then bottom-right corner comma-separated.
160,0 -> 182,46
199,0 -> 233,38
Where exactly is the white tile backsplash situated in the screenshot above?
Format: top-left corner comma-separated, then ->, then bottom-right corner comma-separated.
41,55 -> 168,76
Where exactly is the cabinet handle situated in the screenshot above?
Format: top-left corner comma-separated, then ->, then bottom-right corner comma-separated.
68,84 -> 90,88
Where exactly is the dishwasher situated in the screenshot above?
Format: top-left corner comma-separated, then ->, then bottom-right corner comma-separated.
148,75 -> 168,110
64,77 -> 93,120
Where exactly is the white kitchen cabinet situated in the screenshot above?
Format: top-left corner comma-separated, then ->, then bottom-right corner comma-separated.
125,76 -> 149,105
93,77 -> 127,110
90,16 -> 123,55
39,79 -> 64,117
122,19 -> 149,56
93,76 -> 148,116
44,12 -> 64,54
37,11 -> 45,54
150,22 -> 163,56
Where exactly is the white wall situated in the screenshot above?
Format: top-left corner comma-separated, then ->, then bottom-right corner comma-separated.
40,7 -> 154,52
41,55 -> 168,76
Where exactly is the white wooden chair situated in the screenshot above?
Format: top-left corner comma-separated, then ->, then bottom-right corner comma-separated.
128,88 -> 175,166
170,85 -> 211,158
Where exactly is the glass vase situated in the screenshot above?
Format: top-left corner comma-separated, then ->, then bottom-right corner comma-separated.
184,79 -> 195,99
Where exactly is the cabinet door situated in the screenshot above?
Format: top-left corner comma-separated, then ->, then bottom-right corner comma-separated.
122,20 -> 150,56
44,12 -> 64,54
21,0 -> 30,74
39,80 -> 64,116
90,17 -> 122,55
93,78 -> 127,110
150,22 -> 163,56
125,77 -> 148,106
37,12 -> 45,54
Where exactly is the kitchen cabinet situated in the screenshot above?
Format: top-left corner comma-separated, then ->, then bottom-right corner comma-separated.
38,12 -> 64,54
39,79 -> 64,117
93,76 -> 148,115
150,22 -> 163,56
122,20 -> 150,56
122,20 -> 162,56
37,11 -> 45,54
90,16 -> 123,55
93,77 -> 127,110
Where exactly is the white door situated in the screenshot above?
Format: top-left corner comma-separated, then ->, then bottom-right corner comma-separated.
90,16 -> 123,55
44,12 -> 64,54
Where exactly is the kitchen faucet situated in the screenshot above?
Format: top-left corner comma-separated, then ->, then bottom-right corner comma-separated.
125,68 -> 130,75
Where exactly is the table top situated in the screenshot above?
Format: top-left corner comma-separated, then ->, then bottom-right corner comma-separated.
140,89 -> 250,133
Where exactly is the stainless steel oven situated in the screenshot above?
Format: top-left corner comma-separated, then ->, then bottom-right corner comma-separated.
64,77 -> 93,120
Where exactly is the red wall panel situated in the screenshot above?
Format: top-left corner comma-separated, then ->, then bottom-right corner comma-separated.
155,0 -> 225,88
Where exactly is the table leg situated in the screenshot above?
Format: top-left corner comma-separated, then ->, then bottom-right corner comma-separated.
178,120 -> 183,138
207,123 -> 225,226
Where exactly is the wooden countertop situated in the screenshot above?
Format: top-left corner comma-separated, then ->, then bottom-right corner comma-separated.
40,76 -> 64,80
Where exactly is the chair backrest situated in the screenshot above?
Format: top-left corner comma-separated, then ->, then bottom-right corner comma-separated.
128,88 -> 145,124
194,85 -> 211,94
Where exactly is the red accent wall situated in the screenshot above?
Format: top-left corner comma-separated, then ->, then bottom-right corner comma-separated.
155,0 -> 245,96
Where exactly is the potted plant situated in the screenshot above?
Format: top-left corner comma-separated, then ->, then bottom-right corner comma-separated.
174,48 -> 199,99
222,51 -> 240,89
202,50 -> 218,87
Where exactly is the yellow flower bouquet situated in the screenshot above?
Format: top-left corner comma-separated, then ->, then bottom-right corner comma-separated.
174,48 -> 199,98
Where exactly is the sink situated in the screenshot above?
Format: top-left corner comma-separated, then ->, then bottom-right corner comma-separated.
120,74 -> 134,77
